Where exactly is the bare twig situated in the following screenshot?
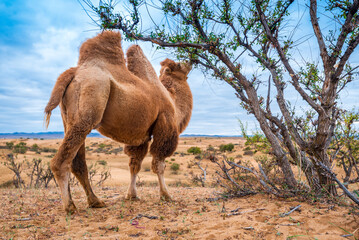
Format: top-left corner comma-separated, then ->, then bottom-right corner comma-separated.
195,161 -> 207,187
130,214 -> 158,222
341,234 -> 354,238
317,161 -> 359,206
231,207 -> 241,213
279,205 -> 301,217
226,208 -> 265,217
16,217 -> 32,221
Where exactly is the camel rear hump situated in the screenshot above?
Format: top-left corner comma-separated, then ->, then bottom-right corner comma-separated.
44,67 -> 77,129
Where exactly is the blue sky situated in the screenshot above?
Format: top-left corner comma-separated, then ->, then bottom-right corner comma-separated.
0,0 -> 251,135
0,0 -> 358,135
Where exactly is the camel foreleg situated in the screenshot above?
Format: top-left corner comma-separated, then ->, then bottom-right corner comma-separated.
150,113 -> 179,201
124,141 -> 149,200
151,159 -> 172,201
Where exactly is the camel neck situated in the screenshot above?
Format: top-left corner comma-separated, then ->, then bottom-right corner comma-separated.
161,78 -> 193,133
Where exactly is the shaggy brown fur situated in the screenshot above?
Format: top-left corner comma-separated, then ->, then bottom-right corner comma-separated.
45,31 -> 193,214
126,45 -> 158,83
159,59 -> 193,133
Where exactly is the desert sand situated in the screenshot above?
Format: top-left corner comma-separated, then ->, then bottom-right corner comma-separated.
0,137 -> 358,239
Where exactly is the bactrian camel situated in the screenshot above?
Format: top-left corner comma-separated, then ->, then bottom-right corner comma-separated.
45,31 -> 193,214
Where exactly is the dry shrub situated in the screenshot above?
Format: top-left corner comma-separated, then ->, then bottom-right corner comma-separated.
189,160 -> 208,187
243,150 -> 254,156
1,154 -> 111,188
210,153 -> 294,198
70,161 -> 111,187
1,154 -> 53,188
2,154 -> 24,188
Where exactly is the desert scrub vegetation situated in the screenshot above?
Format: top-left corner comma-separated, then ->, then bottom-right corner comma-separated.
207,114 -> 359,204
70,160 -> 111,187
3,141 -> 58,155
187,146 -> 202,155
5,141 -> 14,149
170,162 -> 180,174
12,142 -> 27,154
29,143 -> 40,153
41,147 -> 57,153
240,123 -> 271,154
207,145 -> 215,151
92,142 -> 123,155
1,153 -> 111,188
219,143 -> 234,152
1,154 -> 53,188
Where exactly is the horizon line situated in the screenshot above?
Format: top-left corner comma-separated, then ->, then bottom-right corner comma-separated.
0,131 -> 243,139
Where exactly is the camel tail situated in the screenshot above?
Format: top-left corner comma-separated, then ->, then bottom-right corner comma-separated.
44,67 -> 77,129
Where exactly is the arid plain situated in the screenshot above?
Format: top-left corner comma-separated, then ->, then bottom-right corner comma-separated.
0,137 -> 358,239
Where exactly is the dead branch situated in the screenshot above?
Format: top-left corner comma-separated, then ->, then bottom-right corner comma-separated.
231,207 -> 241,213
130,214 -> 158,222
317,161 -> 359,206
226,208 -> 265,217
226,160 -> 283,197
213,159 -> 241,189
16,217 -> 31,221
194,160 -> 207,187
279,205 -> 301,217
341,234 -> 354,238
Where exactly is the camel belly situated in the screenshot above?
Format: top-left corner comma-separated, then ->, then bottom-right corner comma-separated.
97,115 -> 154,146
96,90 -> 159,146
96,126 -> 151,146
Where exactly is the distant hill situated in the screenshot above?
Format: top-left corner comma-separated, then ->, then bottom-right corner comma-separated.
0,132 -> 242,139
180,134 -> 242,138
0,131 -> 102,139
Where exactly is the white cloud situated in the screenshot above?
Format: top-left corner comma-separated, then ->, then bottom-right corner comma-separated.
0,27 -> 95,132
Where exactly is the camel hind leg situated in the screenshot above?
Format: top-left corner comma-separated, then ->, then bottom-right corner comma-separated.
150,113 -> 179,201
52,78 -> 110,213
51,124 -> 91,214
71,143 -> 105,208
124,141 -> 149,200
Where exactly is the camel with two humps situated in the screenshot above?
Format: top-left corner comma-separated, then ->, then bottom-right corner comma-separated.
45,31 -> 193,214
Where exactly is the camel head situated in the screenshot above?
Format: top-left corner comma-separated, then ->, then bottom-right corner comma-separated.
159,58 -> 192,81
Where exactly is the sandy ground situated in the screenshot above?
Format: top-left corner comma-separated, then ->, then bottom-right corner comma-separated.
0,186 -> 358,239
0,137 -> 358,239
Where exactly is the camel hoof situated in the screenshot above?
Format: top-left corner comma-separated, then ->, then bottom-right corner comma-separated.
65,203 -> 78,215
125,195 -> 140,201
160,194 -> 172,202
89,199 -> 106,208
